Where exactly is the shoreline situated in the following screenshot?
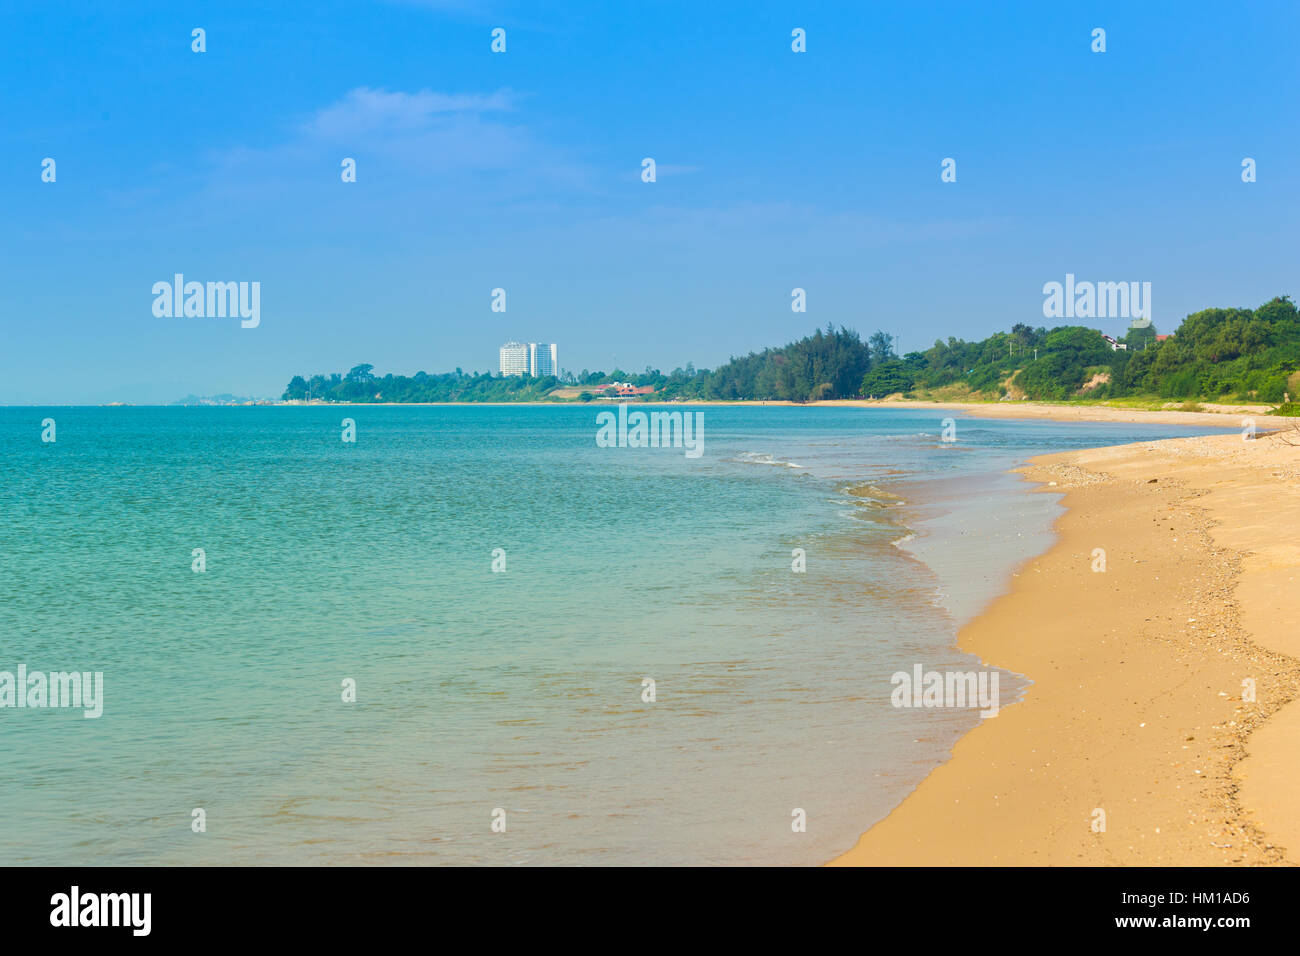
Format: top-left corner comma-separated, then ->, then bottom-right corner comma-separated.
845,399 -> 1278,429
830,428 -> 1300,865
17,399 -> 1283,430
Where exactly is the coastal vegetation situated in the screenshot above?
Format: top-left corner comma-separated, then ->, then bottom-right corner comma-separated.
283,295 -> 1300,407
282,364 -> 562,403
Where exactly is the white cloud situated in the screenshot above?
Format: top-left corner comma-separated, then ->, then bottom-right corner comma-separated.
181,85 -> 593,224
301,87 -> 515,141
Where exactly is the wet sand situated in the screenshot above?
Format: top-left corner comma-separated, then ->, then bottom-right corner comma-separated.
831,426 -> 1300,865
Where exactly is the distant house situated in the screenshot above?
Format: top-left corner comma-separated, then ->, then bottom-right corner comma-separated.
1155,334 -> 1173,342
613,384 -> 654,398
1101,334 -> 1127,351
594,381 -> 654,398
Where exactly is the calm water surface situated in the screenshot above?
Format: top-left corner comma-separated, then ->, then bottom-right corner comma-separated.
0,405 -> 1232,864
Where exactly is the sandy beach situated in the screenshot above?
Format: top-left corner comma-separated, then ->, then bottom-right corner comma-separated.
832,421 -> 1300,866
839,398 -> 1279,428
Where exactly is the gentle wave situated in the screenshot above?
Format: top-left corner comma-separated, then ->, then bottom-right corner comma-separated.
728,451 -> 804,468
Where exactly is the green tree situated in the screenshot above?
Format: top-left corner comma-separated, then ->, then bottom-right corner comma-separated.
346,364 -> 376,385
861,360 -> 914,396
868,331 -> 896,364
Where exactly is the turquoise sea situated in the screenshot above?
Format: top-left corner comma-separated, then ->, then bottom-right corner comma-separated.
0,405 -> 1233,865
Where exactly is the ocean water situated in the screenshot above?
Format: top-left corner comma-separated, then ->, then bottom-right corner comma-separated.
0,405 -> 1234,866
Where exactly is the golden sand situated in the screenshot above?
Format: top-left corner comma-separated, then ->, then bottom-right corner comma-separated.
831,424 -> 1300,865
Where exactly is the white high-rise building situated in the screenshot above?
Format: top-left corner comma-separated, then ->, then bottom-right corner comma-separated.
530,342 -> 558,377
500,341 -> 558,377
499,341 -> 530,376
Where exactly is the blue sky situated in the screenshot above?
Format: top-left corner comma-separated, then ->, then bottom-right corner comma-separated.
2,0 -> 1297,402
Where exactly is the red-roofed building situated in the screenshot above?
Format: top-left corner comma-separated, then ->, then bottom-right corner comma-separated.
594,382 -> 655,398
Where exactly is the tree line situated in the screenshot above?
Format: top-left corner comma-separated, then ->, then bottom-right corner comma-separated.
282,295 -> 1300,405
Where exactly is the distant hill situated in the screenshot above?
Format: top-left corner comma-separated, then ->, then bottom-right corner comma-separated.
886,295 -> 1300,404
663,295 -> 1300,404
